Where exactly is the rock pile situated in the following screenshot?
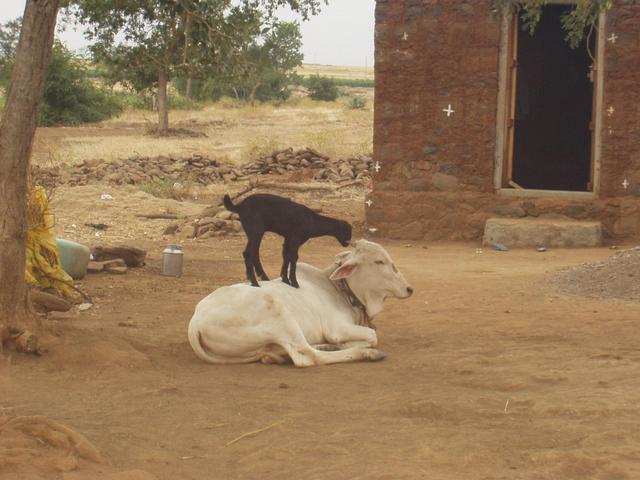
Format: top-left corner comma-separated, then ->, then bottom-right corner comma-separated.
240,147 -> 373,183
552,246 -> 640,303
33,148 -> 373,188
169,208 -> 243,240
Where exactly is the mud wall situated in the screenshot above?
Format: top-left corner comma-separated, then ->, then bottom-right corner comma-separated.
369,0 -> 640,240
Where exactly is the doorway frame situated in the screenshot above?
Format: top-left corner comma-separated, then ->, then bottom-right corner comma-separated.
493,3 -> 606,199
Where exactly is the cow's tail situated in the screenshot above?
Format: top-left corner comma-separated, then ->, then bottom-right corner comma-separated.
223,194 -> 239,213
187,320 -> 220,364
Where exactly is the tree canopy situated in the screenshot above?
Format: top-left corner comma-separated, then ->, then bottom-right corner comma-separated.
493,0 -> 614,48
69,0 -> 325,133
0,18 -> 21,85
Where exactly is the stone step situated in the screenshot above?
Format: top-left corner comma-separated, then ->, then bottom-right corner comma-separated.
483,217 -> 602,248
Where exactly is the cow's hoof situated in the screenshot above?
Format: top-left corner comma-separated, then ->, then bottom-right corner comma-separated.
367,349 -> 386,362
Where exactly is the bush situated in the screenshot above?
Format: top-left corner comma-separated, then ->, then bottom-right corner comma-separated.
347,96 -> 367,109
173,77 -> 226,103
306,75 -> 339,102
332,78 -> 374,88
39,42 -> 123,126
113,92 -> 152,110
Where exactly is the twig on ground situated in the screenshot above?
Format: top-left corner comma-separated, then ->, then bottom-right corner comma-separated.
135,213 -> 180,220
225,421 -> 283,446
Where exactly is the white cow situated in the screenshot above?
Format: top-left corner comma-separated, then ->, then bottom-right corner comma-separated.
187,239 -> 413,367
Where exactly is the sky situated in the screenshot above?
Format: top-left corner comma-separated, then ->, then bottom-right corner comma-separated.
0,0 -> 375,67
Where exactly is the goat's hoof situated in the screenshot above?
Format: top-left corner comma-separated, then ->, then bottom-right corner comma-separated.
290,282 -> 300,289
259,275 -> 270,281
282,277 -> 290,285
250,282 -> 260,288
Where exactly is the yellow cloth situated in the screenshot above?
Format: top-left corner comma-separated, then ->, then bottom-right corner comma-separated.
25,186 -> 77,300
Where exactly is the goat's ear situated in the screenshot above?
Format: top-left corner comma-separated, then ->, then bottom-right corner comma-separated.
330,260 -> 358,281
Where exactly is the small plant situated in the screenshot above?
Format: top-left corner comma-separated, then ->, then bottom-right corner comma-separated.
306,75 -> 339,102
348,96 -> 367,110
242,135 -> 283,162
139,178 -> 183,200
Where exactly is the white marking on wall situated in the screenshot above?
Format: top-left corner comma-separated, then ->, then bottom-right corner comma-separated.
442,104 -> 455,117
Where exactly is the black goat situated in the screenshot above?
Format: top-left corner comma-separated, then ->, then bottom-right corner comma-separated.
223,193 -> 352,288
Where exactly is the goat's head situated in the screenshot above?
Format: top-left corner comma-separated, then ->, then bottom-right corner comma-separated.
334,220 -> 352,247
330,239 -> 413,318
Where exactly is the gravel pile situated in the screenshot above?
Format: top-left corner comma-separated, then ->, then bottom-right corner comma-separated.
552,247 -> 640,302
33,148 -> 373,188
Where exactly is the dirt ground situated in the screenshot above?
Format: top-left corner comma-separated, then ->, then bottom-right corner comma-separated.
3,204 -> 640,479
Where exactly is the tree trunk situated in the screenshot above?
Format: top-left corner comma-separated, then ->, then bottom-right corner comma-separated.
249,82 -> 261,106
185,77 -> 192,98
157,69 -> 169,135
0,0 -> 59,352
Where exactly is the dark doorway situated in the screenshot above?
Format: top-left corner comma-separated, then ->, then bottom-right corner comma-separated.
511,4 -> 595,191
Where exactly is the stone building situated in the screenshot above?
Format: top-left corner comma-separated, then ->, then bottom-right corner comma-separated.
368,1 -> 640,241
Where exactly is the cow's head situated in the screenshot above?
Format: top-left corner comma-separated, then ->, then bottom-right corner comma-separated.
330,239 -> 413,318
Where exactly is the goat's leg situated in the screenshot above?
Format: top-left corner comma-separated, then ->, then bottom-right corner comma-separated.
287,240 -> 302,288
252,232 -> 269,281
242,243 -> 260,287
280,240 -> 291,285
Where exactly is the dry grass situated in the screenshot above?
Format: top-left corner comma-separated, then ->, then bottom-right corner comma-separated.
31,95 -> 373,166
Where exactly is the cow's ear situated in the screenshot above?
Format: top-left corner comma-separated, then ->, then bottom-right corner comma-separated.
334,251 -> 351,264
330,260 -> 358,280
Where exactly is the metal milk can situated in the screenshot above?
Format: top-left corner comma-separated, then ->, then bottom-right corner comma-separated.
162,244 -> 184,277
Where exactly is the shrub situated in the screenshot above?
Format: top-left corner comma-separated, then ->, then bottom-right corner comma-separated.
306,75 -> 339,102
348,96 -> 367,110
39,42 -> 123,126
113,92 -> 152,110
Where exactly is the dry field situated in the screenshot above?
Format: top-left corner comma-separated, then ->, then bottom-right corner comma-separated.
296,63 -> 375,81
31,96 -> 373,168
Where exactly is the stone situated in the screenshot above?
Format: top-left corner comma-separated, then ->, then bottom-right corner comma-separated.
92,246 -> 146,267
612,214 -> 640,236
216,211 -> 233,221
198,217 -> 217,226
88,258 -> 126,273
483,218 -> 602,248
163,224 -> 179,235
431,173 -> 458,191
423,144 -> 438,155
105,264 -> 128,275
407,178 -> 431,191
522,201 -> 539,217
29,290 -> 72,313
197,224 -> 214,236
494,204 -> 527,218
87,261 -> 105,273
199,230 -> 217,239
181,225 -> 196,239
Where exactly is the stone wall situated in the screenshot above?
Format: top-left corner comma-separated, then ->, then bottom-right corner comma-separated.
369,0 -> 640,240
